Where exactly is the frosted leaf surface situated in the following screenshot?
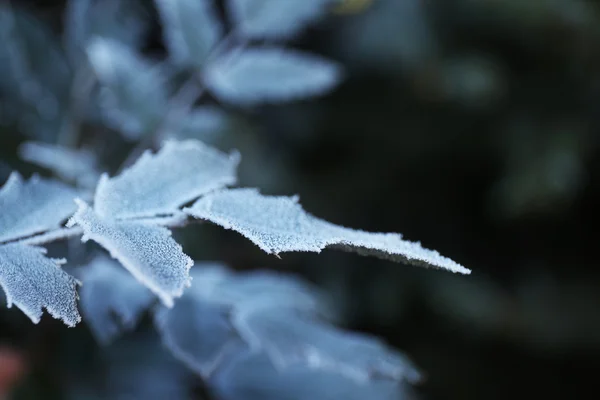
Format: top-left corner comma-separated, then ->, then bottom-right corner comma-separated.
78,255 -> 155,344
94,140 -> 239,219
0,243 -> 80,326
210,351 -> 412,400
19,141 -> 100,188
234,308 -> 421,383
68,200 -> 193,306
185,188 -> 471,274
164,106 -> 231,144
155,0 -> 222,68
86,37 -> 168,139
0,172 -> 79,243
228,0 -> 333,40
204,47 -> 342,105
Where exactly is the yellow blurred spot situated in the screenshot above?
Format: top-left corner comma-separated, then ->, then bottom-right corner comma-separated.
332,0 -> 375,15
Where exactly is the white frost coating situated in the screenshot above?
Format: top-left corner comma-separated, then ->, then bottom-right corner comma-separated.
0,172 -> 79,243
94,140 -> 240,219
68,200 -> 193,306
204,47 -> 342,105
19,141 -> 100,188
86,37 -> 168,139
0,243 -> 80,327
233,308 -> 422,384
78,255 -> 155,344
185,188 -> 471,274
154,0 -> 222,68
229,0 -> 333,40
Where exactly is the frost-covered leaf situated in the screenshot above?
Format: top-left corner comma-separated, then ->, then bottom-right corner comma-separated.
86,37 -> 168,139
155,0 -> 222,68
0,243 -> 80,326
210,351 -> 415,400
94,140 -> 239,219
204,47 -> 342,105
228,0 -> 333,40
19,142 -> 100,188
0,173 -> 79,243
234,308 -> 421,383
186,189 -> 468,273
68,200 -> 193,306
78,255 -> 155,344
185,188 -> 470,274
64,0 -> 149,64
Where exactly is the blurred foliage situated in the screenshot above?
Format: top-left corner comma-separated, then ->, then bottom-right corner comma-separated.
1,0 -> 600,399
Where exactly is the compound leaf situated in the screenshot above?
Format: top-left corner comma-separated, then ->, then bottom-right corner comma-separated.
0,172 -> 79,243
68,200 -> 193,306
94,140 -> 239,219
204,47 -> 342,105
78,255 -> 155,344
228,0 -> 333,40
155,0 -> 222,68
184,188 -> 470,274
0,243 -> 80,326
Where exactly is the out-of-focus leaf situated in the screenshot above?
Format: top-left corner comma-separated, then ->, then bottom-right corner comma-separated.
102,329 -> 195,400
233,308 -> 421,383
164,106 -> 231,144
64,0 -> 149,64
78,255 -> 155,344
0,243 -> 80,327
86,37 -> 168,139
184,188 -> 470,274
0,5 -> 71,140
155,0 -> 223,68
67,200 -> 193,307
210,351 -> 415,400
228,0 -> 333,40
204,47 -> 342,105
0,173 -> 78,243
19,142 -> 100,189
94,140 -> 239,219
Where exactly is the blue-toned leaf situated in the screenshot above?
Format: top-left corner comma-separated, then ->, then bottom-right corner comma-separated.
184,188 -> 470,274
155,0 -> 223,68
204,47 -> 342,105
234,308 -> 421,383
103,329 -> 195,400
0,172 -> 79,243
0,243 -> 80,326
78,255 -> 155,344
67,200 -> 193,306
228,0 -> 333,40
86,37 -> 168,139
19,141 -> 100,188
94,140 -> 239,219
64,0 -> 149,64
210,351 -> 414,400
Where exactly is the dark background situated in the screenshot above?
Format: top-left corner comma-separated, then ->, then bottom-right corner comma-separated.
2,0 -> 600,399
